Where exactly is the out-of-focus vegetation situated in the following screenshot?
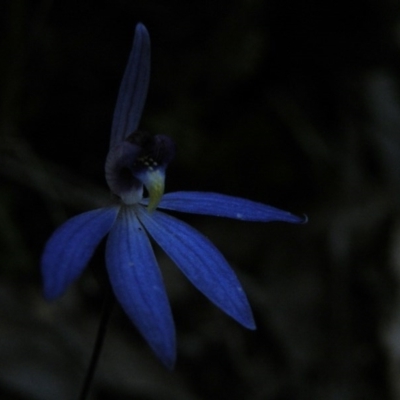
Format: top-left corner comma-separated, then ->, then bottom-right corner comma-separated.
1,0 -> 400,399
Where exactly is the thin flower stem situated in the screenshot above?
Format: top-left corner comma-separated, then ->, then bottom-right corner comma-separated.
78,289 -> 115,400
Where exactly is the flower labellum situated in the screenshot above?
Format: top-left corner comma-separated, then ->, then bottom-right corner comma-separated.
105,130 -> 175,210
41,23 -> 307,369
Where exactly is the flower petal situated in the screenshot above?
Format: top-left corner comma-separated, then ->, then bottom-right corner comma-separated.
105,206 -> 175,368
110,23 -> 151,149
149,191 -> 306,223
137,207 -> 256,330
41,207 -> 119,300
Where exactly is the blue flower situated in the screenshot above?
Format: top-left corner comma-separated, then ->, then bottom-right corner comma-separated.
41,23 -> 306,369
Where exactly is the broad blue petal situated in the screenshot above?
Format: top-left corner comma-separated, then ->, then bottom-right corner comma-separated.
41,207 -> 119,300
105,206 -> 176,368
110,23 -> 151,149
149,191 -> 306,223
137,207 -> 256,330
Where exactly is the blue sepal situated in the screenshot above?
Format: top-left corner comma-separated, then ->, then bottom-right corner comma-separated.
41,207 -> 119,300
110,23 -> 151,149
146,191 -> 306,223
138,208 -> 256,330
105,207 -> 176,369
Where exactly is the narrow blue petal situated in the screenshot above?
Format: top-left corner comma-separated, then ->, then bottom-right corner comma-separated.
110,23 -> 151,149
148,191 -> 306,223
105,206 -> 176,368
137,207 -> 256,330
41,207 -> 119,300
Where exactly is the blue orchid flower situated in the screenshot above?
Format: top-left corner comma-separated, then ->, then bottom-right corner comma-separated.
41,23 -> 306,369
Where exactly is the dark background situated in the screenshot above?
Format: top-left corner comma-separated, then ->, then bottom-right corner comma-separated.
2,0 -> 400,399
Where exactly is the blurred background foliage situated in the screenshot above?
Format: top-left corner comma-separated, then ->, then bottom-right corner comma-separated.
1,0 -> 400,399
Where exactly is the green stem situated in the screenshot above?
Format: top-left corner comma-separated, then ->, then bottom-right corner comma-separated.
78,290 -> 115,400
